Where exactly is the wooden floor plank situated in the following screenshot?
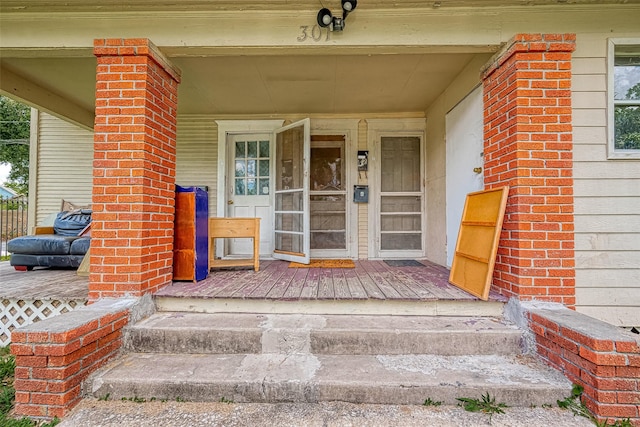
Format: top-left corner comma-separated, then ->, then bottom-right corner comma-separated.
246,261 -> 289,298
368,260 -> 420,300
225,261 -> 281,298
0,263 -> 88,300
332,268 -> 351,299
282,267 -> 308,300
374,261 -> 439,301
353,261 -> 385,300
201,269 -> 249,297
299,267 -> 319,299
316,268 -> 335,299
343,268 -> 368,299
235,260 -> 285,298
397,265 -> 475,300
358,260 -> 403,299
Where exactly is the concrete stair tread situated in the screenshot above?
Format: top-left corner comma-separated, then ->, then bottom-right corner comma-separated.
88,352 -> 572,407
125,312 -> 523,356
132,312 -> 519,332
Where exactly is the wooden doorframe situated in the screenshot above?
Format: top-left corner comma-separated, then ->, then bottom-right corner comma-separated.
366,118 -> 427,259
215,120 -> 284,259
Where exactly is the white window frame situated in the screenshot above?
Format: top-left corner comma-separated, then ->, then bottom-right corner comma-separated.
607,38 -> 640,160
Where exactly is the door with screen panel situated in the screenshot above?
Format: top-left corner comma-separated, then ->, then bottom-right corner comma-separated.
272,119 -> 310,264
226,133 -> 273,257
376,135 -> 425,258
310,135 -> 348,258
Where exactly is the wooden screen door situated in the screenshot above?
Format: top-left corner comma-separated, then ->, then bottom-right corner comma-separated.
375,135 -> 425,258
272,119 -> 311,264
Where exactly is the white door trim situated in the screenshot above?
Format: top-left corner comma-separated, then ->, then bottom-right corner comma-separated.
366,118 -> 427,259
215,120 -> 284,259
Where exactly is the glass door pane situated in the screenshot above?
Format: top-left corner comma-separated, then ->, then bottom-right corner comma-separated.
310,138 -> 347,251
273,119 -> 310,263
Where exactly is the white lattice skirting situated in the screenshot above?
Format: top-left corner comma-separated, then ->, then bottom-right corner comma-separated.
1,298 -> 87,346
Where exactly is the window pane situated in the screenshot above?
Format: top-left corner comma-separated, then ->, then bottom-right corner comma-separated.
310,146 -> 343,191
247,160 -> 257,177
614,47 -> 640,101
247,178 -> 257,195
259,140 -> 270,158
259,160 -> 270,177
235,160 -> 245,177
381,196 -> 421,213
259,178 -> 270,195
235,141 -> 245,158
381,233 -> 422,250
381,136 -> 420,192
247,141 -> 258,158
235,179 -> 245,195
615,105 -> 640,149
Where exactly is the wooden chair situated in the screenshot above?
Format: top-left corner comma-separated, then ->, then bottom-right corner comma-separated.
208,217 -> 260,272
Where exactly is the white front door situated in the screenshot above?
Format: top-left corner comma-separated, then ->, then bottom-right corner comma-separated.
445,86 -> 484,267
272,119 -> 311,264
226,133 -> 273,257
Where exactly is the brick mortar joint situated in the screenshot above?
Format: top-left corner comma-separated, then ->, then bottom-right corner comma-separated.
94,38 -> 181,83
523,307 -> 640,354
481,33 -> 576,80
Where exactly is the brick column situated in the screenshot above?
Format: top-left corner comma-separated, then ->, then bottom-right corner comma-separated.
481,34 -> 576,305
91,38 -> 181,300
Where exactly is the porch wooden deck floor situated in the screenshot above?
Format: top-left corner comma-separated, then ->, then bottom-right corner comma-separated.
0,259 -> 506,304
0,262 -> 89,300
158,259 -> 506,303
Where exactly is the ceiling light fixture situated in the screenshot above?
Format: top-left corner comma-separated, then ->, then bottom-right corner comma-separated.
317,0 -> 358,32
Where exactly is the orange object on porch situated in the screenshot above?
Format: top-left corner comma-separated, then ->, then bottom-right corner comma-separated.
449,186 -> 509,301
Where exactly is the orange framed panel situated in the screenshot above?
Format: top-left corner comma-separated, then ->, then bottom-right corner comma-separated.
449,186 -> 509,300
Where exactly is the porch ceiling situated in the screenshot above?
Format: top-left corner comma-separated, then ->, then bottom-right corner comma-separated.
0,52 -> 480,120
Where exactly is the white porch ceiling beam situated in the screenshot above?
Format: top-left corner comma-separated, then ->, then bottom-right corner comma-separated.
0,66 -> 94,130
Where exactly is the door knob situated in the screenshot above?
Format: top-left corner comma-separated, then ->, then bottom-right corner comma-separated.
227,200 -> 234,205
473,167 -> 482,174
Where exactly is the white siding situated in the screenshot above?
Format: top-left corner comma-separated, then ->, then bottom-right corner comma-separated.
34,114 -> 220,225
572,32 -> 640,326
175,115 -> 218,215
35,113 -> 93,225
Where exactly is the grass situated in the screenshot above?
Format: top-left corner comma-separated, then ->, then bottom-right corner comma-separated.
557,384 -> 633,427
457,392 -> 507,424
0,346 -> 60,427
422,397 -> 443,407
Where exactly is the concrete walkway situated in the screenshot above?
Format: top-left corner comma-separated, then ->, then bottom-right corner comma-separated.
59,400 -> 594,427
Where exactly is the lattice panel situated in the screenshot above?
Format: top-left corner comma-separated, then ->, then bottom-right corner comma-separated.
1,298 -> 86,346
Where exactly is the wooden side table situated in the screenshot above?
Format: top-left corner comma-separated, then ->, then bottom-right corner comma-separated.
208,217 -> 260,272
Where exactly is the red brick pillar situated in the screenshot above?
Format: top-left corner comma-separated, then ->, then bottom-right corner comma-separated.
91,38 -> 181,300
481,34 -> 576,305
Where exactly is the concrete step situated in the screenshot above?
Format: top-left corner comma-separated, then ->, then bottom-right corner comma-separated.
85,352 -> 572,408
124,312 -> 524,356
154,295 -> 506,317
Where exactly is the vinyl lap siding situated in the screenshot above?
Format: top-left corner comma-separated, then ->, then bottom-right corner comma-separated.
35,113 -> 93,225
35,114 -> 218,226
175,115 -> 218,213
572,33 -> 640,326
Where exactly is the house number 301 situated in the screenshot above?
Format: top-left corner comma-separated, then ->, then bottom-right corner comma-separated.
297,25 -> 330,42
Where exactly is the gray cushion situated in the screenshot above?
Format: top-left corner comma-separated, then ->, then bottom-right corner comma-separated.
70,237 -> 91,255
7,234 -> 78,255
53,210 -> 92,236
